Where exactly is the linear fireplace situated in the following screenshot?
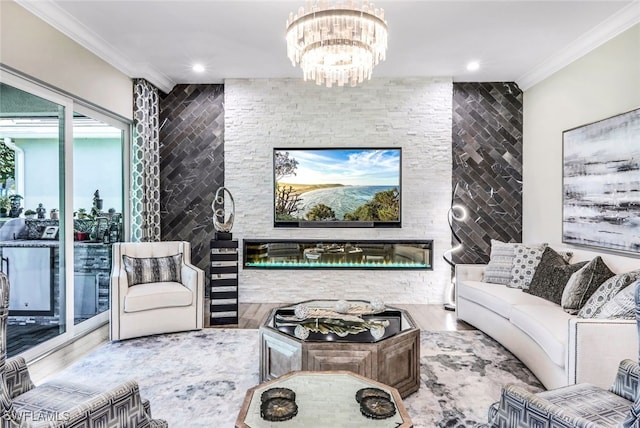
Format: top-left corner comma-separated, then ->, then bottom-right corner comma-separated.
243,239 -> 432,270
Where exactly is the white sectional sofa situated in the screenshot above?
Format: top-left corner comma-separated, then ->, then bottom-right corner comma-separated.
456,245 -> 640,390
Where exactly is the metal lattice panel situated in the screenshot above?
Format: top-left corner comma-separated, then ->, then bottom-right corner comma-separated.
132,78 -> 161,242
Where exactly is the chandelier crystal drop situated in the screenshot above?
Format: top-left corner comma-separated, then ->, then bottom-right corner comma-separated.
286,0 -> 388,88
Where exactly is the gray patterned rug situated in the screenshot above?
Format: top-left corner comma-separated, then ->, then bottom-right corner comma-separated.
51,329 -> 542,427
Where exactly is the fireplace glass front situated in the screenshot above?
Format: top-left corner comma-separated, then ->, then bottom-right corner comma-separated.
243,239 -> 432,269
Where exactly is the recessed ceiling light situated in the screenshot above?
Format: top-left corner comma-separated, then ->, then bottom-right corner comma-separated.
466,61 -> 480,72
192,64 -> 205,73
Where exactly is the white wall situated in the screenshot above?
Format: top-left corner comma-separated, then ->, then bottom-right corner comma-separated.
523,24 -> 640,250
225,77 -> 453,304
0,1 -> 133,119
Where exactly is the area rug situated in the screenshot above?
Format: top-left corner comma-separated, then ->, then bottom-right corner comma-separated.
51,329 -> 543,427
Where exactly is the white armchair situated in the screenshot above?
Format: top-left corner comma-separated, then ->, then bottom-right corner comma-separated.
110,241 -> 204,341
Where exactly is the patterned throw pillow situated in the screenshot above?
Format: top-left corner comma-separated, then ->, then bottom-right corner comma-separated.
525,247 -> 588,304
122,254 -> 182,287
561,257 -> 615,315
483,240 -> 517,285
509,243 -> 548,289
578,270 -> 640,318
595,279 -> 640,319
621,283 -> 640,428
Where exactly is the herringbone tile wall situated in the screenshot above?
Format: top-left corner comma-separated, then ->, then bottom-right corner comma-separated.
159,84 -> 225,272
452,82 -> 523,264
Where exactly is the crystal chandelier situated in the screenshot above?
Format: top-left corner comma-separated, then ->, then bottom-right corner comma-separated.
286,0 -> 389,88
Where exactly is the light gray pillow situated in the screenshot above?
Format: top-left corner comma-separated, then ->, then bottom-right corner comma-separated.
578,269 -> 640,318
123,253 -> 182,286
561,257 -> 615,315
509,243 -> 548,289
484,240 -> 517,285
594,279 -> 640,319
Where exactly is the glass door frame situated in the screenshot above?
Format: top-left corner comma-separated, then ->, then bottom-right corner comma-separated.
0,66 -> 132,361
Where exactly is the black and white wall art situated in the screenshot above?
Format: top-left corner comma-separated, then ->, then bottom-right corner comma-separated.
563,108 -> 640,253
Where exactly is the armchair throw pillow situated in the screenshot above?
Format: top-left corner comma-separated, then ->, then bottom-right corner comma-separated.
578,269 -> 640,318
561,256 -> 615,314
123,254 -> 182,287
525,247 -> 588,305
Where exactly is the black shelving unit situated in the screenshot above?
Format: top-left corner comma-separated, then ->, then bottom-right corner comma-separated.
208,239 -> 238,326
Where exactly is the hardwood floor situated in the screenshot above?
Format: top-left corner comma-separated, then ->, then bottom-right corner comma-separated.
7,324 -> 61,358
237,302 -> 475,331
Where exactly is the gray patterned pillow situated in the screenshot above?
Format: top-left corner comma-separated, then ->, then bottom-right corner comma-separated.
561,256 -> 615,315
578,269 -> 640,318
594,279 -> 640,319
509,243 -> 548,289
525,247 -> 588,304
123,254 -> 182,286
484,240 -> 517,285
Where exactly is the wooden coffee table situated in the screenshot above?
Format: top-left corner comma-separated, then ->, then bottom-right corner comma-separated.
236,370 -> 413,427
259,300 -> 420,398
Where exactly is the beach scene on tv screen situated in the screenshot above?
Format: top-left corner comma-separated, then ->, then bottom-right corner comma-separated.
274,148 -> 401,223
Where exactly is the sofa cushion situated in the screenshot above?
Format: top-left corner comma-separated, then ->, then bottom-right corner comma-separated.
561,256 -> 615,314
595,280 -> 639,320
510,243 -> 548,289
458,280 -> 556,319
124,282 -> 193,313
484,240 -> 517,285
579,270 -> 640,318
123,254 -> 182,286
526,247 -> 588,304
509,304 -> 573,367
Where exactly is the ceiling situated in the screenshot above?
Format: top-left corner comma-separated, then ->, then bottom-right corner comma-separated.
16,0 -> 640,93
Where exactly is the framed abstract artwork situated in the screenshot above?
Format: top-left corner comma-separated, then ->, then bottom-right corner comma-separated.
562,107 -> 640,253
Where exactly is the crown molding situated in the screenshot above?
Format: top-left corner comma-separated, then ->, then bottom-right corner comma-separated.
15,0 -> 176,93
517,1 -> 640,91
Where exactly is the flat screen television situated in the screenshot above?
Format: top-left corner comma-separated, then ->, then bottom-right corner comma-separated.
273,147 -> 401,228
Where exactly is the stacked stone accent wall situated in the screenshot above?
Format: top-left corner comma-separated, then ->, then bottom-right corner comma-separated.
225,78 -> 453,304
452,82 -> 523,264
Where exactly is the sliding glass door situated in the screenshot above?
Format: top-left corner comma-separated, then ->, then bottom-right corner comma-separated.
0,83 -> 67,357
0,70 -> 129,359
72,112 -> 125,325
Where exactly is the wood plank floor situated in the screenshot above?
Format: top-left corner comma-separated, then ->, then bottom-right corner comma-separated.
237,303 -> 475,331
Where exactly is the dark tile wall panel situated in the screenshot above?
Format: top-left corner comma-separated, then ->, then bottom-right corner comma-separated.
159,84 -> 225,272
452,82 -> 523,264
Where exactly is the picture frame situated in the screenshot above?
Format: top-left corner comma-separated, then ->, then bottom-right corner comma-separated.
562,107 -> 640,253
41,226 -> 59,240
